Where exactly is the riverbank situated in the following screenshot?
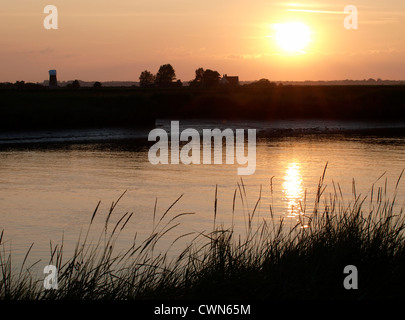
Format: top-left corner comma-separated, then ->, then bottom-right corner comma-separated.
1,85 -> 405,131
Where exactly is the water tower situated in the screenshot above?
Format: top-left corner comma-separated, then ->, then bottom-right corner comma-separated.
49,70 -> 57,87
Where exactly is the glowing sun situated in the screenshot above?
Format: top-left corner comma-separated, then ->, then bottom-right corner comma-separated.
274,22 -> 311,53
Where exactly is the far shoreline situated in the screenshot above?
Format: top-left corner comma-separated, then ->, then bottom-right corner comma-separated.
1,85 -> 405,132
0,119 -> 404,151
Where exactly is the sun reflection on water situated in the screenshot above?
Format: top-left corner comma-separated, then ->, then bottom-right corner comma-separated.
282,162 -> 304,219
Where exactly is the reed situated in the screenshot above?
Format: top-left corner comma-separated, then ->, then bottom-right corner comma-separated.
1,167 -> 405,300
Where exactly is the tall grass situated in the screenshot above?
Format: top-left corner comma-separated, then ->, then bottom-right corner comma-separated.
1,166 -> 405,300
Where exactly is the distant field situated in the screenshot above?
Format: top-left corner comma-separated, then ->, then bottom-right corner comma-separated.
1,85 -> 404,131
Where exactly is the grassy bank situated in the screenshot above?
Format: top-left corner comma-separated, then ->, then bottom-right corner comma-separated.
1,85 -> 405,131
1,167 -> 405,300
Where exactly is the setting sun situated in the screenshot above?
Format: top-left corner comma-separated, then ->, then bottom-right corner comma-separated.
274,22 -> 311,53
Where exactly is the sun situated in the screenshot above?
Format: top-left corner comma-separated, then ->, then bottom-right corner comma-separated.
274,22 -> 311,53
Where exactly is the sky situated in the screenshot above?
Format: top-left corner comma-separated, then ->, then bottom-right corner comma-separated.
1,0 -> 405,82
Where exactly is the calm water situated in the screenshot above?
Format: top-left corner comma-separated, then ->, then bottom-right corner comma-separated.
1,119 -> 405,269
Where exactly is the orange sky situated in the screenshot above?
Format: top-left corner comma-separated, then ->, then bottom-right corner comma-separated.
1,0 -> 405,82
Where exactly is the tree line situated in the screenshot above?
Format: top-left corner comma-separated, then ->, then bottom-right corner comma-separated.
139,64 -> 224,88
0,63 -> 279,89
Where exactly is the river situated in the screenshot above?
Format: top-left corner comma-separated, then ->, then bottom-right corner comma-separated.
1,119 -> 404,269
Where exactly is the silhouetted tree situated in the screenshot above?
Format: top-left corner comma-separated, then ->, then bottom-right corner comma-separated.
195,67 -> 204,82
93,81 -> 102,88
15,81 -> 25,89
155,64 -> 176,87
139,70 -> 156,88
68,80 -> 81,88
189,68 -> 220,88
189,68 -> 204,87
245,78 -> 276,88
202,69 -> 221,87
